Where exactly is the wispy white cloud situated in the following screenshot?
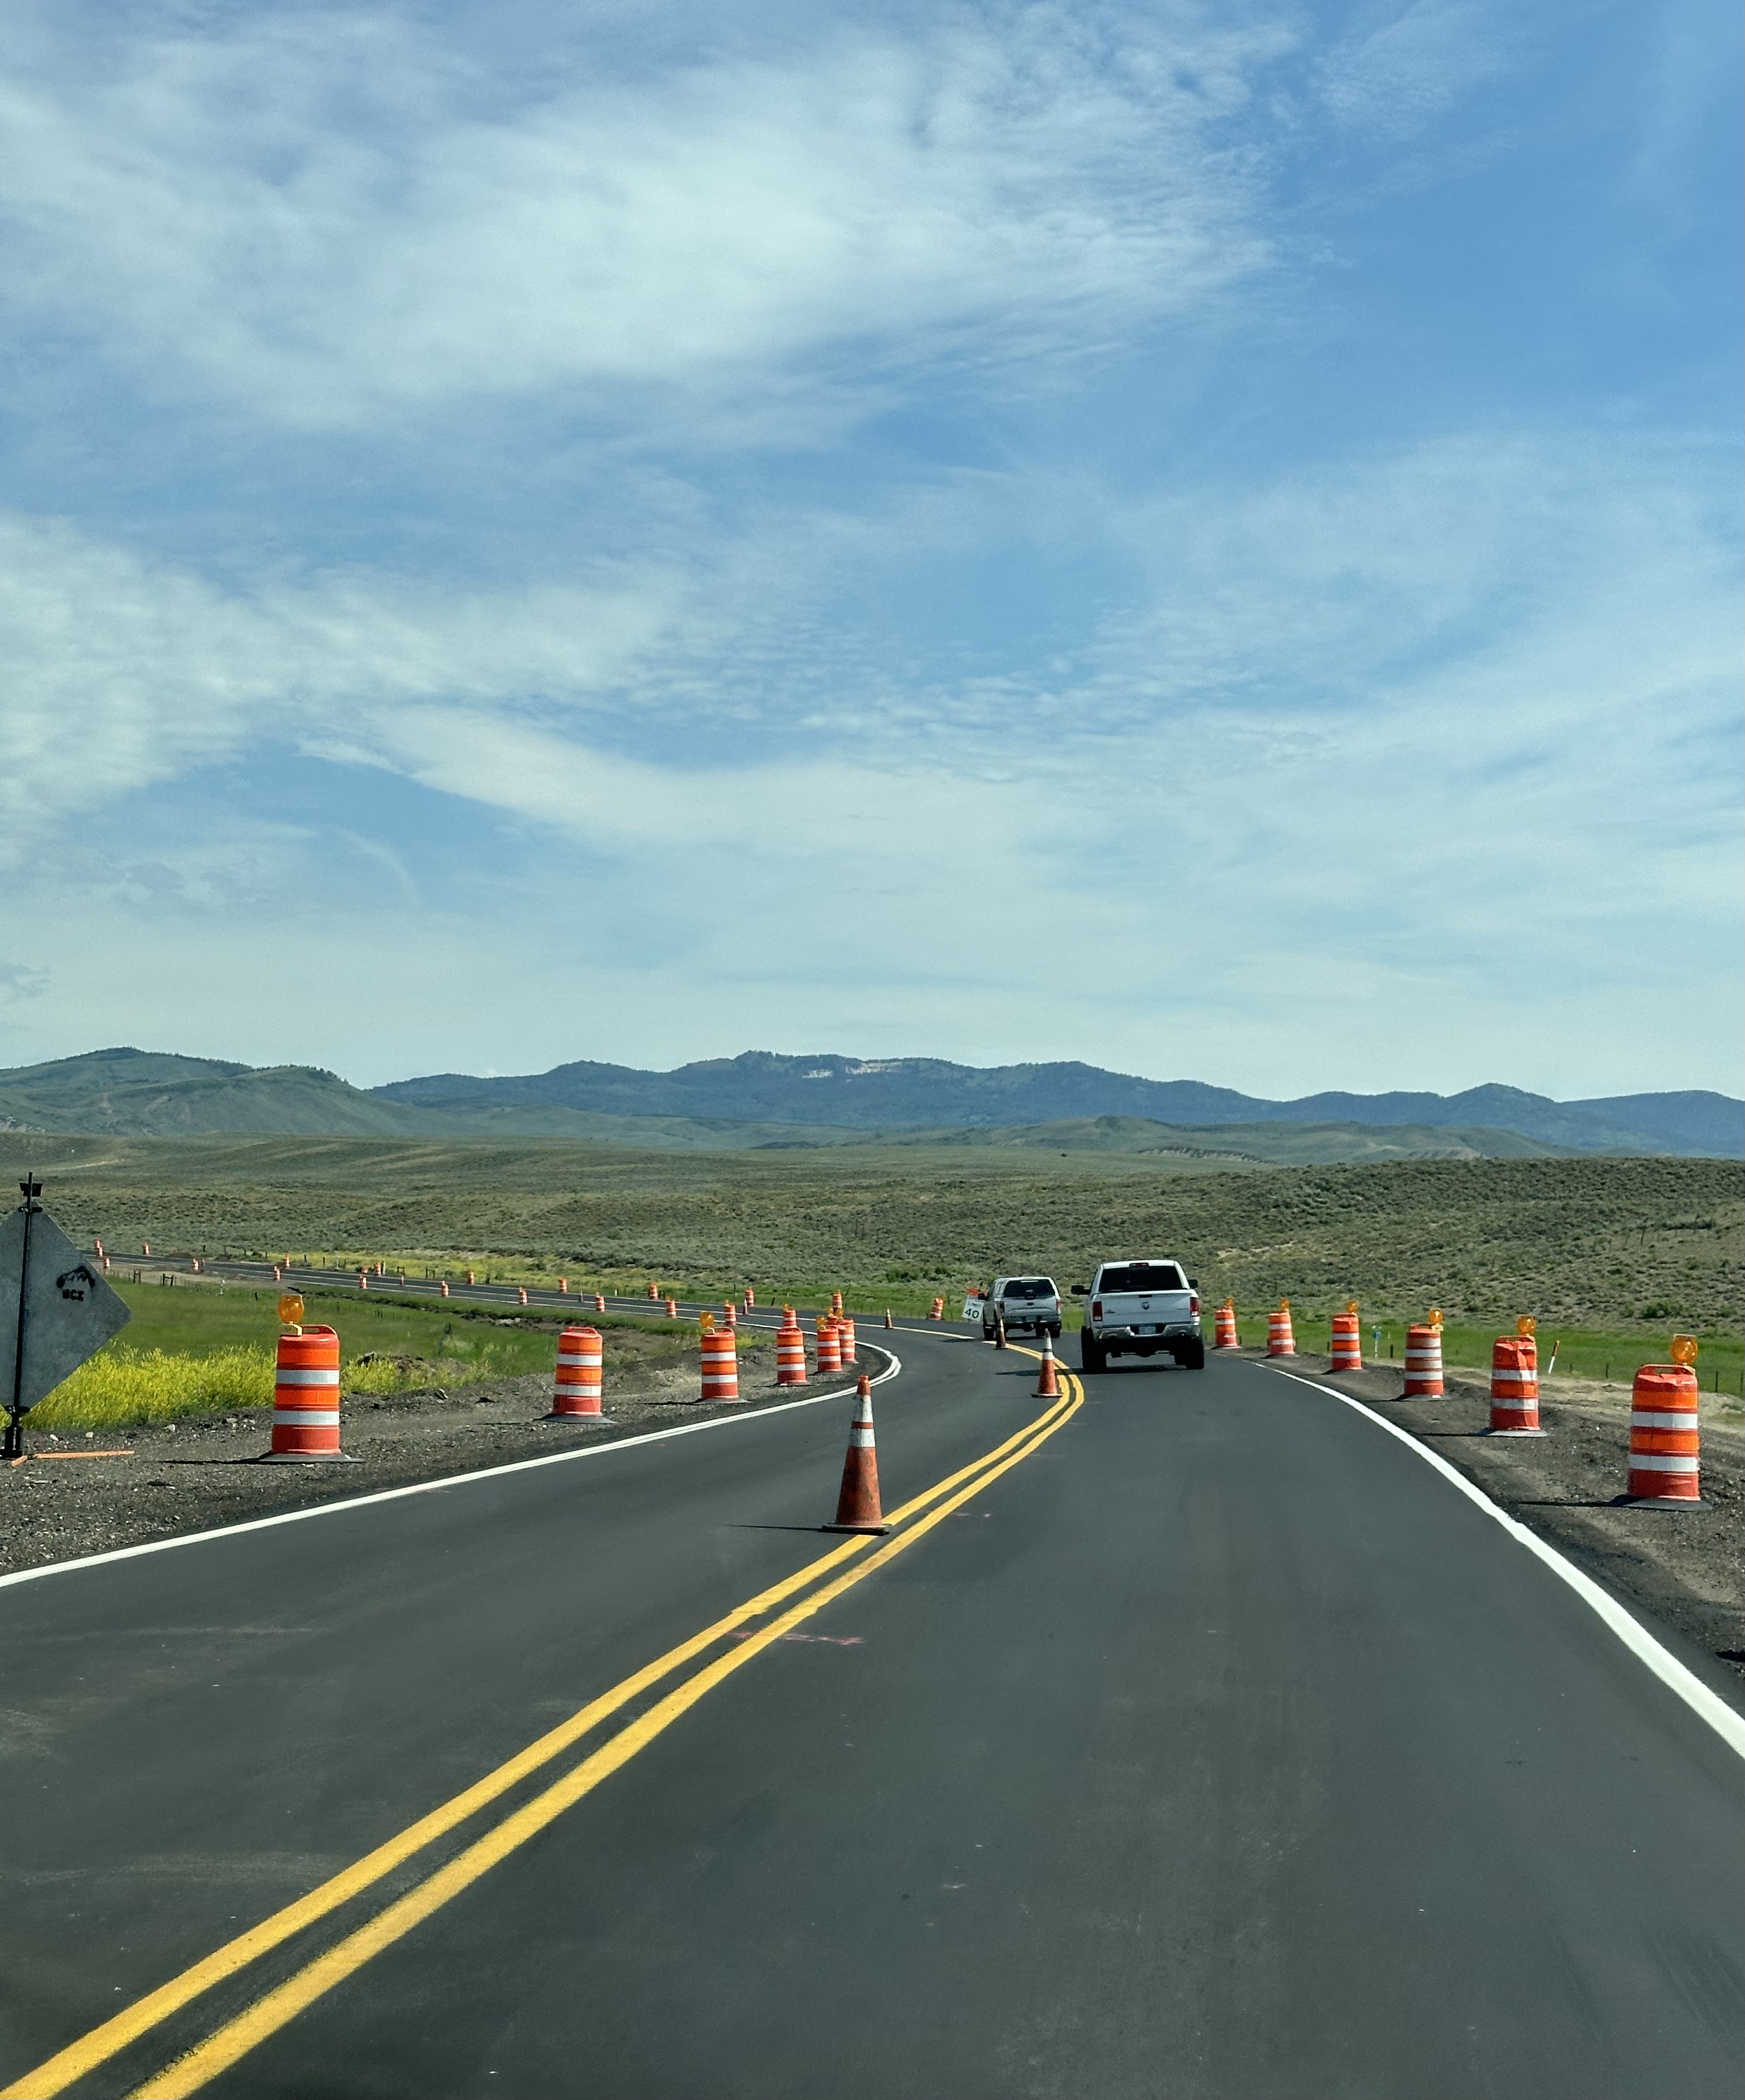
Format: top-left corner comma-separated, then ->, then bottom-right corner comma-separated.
1,3 -> 1736,1098
8,418 -> 1732,827
0,4 -> 1290,430
3,420 -> 1734,1040
1316,1 -> 1518,138
0,511 -> 697,845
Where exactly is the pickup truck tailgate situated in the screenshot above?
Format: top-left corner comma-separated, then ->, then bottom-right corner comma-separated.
1096,1291 -> 1194,1332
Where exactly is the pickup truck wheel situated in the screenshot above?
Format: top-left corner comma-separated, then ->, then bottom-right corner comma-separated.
1079,1335 -> 1104,1374
1182,1339 -> 1206,1370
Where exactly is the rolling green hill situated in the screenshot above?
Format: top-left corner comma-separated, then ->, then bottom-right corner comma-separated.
0,1049 -> 435,1137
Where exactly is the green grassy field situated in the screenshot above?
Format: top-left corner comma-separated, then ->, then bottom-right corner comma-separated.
6,1134 -> 1738,1396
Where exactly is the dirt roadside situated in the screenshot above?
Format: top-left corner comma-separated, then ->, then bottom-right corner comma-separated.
1234,1346 -> 1744,1685
0,1339 -> 877,1580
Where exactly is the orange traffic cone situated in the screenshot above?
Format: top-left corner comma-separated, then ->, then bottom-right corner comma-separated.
1626,1344 -> 1702,1504
816,1317 -> 842,1375
1033,1333 -> 1061,1398
263,1327 -> 355,1463
1329,1301 -> 1361,1372
883,1308 -> 893,1329
1486,1319 -> 1544,1435
776,1311 -> 808,1387
824,1377 -> 889,1533
547,1325 -> 607,1420
701,1326 -> 740,1405
1404,1317 -> 1444,1396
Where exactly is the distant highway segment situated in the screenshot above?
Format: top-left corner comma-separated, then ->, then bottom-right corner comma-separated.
2,1338 -> 1739,2098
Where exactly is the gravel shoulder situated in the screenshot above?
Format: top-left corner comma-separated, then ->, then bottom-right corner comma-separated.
0,1338 -> 876,1580
1235,1346 -> 1744,1687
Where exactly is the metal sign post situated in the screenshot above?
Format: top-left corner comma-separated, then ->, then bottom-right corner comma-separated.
0,1173 -> 132,1459
3,1175 -> 41,1461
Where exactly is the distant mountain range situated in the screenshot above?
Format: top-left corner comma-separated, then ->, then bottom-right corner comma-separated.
378,1050 -> 1743,1155
0,1047 -> 1739,1159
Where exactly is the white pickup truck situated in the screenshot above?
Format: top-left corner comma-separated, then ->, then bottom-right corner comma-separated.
976,1275 -> 1064,1340
1071,1258 -> 1203,1373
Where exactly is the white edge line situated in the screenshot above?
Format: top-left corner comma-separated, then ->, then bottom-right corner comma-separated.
1269,1365 -> 1745,1760
0,1353 -> 903,1592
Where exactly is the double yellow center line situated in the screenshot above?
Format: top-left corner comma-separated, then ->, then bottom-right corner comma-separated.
7,1366 -> 1081,2100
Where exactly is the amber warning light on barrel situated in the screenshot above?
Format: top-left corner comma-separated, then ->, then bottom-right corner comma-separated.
278,1293 -> 306,1332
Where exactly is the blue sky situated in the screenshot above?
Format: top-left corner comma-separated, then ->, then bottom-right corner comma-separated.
1,0 -> 1739,1098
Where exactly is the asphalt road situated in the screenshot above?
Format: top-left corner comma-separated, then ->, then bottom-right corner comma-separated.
2,1331 -> 1740,2099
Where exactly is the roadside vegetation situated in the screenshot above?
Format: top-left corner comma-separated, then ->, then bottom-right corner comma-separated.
30,1281 -> 741,1430
9,1136 -> 1739,1414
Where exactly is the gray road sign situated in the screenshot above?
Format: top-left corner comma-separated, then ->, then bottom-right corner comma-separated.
0,1202 -> 131,1415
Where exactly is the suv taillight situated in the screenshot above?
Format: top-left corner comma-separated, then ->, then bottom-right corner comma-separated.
1091,1299 -> 1102,1320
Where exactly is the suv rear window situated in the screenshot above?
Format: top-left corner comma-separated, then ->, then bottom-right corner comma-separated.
1098,1263 -> 1185,1294
1001,1278 -> 1057,1300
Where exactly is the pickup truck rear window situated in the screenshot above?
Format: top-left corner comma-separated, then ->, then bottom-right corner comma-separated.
1001,1278 -> 1057,1300
1097,1263 -> 1185,1293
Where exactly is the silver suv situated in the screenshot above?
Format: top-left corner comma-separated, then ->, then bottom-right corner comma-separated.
981,1275 -> 1063,1340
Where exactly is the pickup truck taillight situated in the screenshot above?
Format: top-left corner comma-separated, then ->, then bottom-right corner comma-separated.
1190,1294 -> 1199,1315
1091,1300 -> 1102,1320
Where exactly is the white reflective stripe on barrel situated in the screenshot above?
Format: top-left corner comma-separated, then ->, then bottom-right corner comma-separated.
1490,1369 -> 1536,1384
274,1367 -> 340,1386
273,1409 -> 341,1426
1628,1452 -> 1699,1472
1631,1411 -> 1699,1429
